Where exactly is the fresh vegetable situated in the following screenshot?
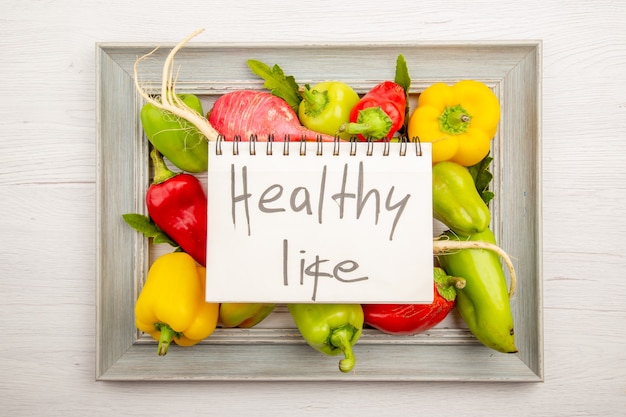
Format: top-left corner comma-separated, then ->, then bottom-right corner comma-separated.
208,90 -> 336,142
298,81 -> 360,140
135,252 -> 219,355
362,267 -> 465,335
288,303 -> 364,373
140,93 -> 208,173
219,303 -> 277,328
339,81 -> 407,141
432,161 -> 490,236
133,30 -> 221,148
436,228 -> 517,353
145,148 -> 207,266
407,80 -> 500,166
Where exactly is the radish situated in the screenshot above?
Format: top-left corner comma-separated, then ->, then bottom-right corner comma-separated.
208,90 -> 336,142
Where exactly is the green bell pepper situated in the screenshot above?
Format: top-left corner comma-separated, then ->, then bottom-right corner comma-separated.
140,94 -> 208,173
288,303 -> 364,373
436,228 -> 517,353
432,161 -> 490,236
298,81 -> 360,141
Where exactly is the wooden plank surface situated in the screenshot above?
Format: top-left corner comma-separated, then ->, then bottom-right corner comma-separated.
1,0 -> 625,415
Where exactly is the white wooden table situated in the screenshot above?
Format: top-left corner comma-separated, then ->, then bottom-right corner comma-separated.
1,0 -> 624,415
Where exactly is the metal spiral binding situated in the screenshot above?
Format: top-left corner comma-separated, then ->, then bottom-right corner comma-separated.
214,134 -> 422,157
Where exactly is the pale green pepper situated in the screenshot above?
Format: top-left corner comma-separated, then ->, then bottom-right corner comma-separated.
140,94 -> 208,173
298,81 -> 360,140
432,161 -> 490,236
288,303 -> 364,373
436,228 -> 517,353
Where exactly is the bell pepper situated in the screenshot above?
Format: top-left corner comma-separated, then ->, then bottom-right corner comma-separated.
432,161 -> 491,236
140,93 -> 208,173
288,303 -> 364,373
135,252 -> 219,355
298,81 -> 361,141
146,148 -> 207,266
339,81 -> 406,141
436,228 -> 517,353
362,267 -> 465,335
219,303 -> 277,328
407,80 -> 500,166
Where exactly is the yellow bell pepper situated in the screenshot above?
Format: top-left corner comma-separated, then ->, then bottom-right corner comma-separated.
135,252 -> 219,355
407,80 -> 500,166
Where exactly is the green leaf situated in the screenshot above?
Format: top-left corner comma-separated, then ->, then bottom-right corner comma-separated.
394,54 -> 411,136
467,153 -> 495,206
121,213 -> 178,248
394,54 -> 411,95
247,59 -> 302,113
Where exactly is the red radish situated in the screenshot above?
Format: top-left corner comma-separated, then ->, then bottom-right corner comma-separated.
208,90 -> 336,142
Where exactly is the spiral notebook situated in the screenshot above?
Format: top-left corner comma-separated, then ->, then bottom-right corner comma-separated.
205,137 -> 433,304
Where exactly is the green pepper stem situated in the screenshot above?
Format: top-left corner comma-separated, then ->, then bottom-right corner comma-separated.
299,86 -> 328,117
448,276 -> 466,289
150,148 -> 179,185
329,327 -> 357,373
339,122 -> 371,135
339,106 -> 392,140
155,323 -> 179,356
439,104 -> 471,134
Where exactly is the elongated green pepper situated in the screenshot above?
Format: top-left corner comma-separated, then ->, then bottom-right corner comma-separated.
288,303 -> 363,373
140,93 -> 208,173
436,228 -> 517,353
432,161 -> 490,236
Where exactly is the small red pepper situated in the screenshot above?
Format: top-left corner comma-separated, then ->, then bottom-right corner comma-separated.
362,267 -> 465,335
146,148 -> 207,266
339,81 -> 406,141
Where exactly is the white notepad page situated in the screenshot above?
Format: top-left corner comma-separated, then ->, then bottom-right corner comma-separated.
206,139 -> 433,304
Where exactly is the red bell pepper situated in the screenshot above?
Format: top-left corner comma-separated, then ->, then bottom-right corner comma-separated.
362,267 -> 465,335
146,148 -> 208,266
339,81 -> 406,141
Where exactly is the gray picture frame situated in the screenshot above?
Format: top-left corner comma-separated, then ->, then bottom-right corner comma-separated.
96,41 -> 542,381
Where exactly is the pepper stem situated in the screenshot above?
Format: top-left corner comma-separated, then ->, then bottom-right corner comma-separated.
339,106 -> 392,140
448,276 -> 467,290
154,323 -> 180,356
433,267 -> 465,301
439,104 -> 471,135
150,148 -> 179,185
299,86 -> 329,117
329,327 -> 357,373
